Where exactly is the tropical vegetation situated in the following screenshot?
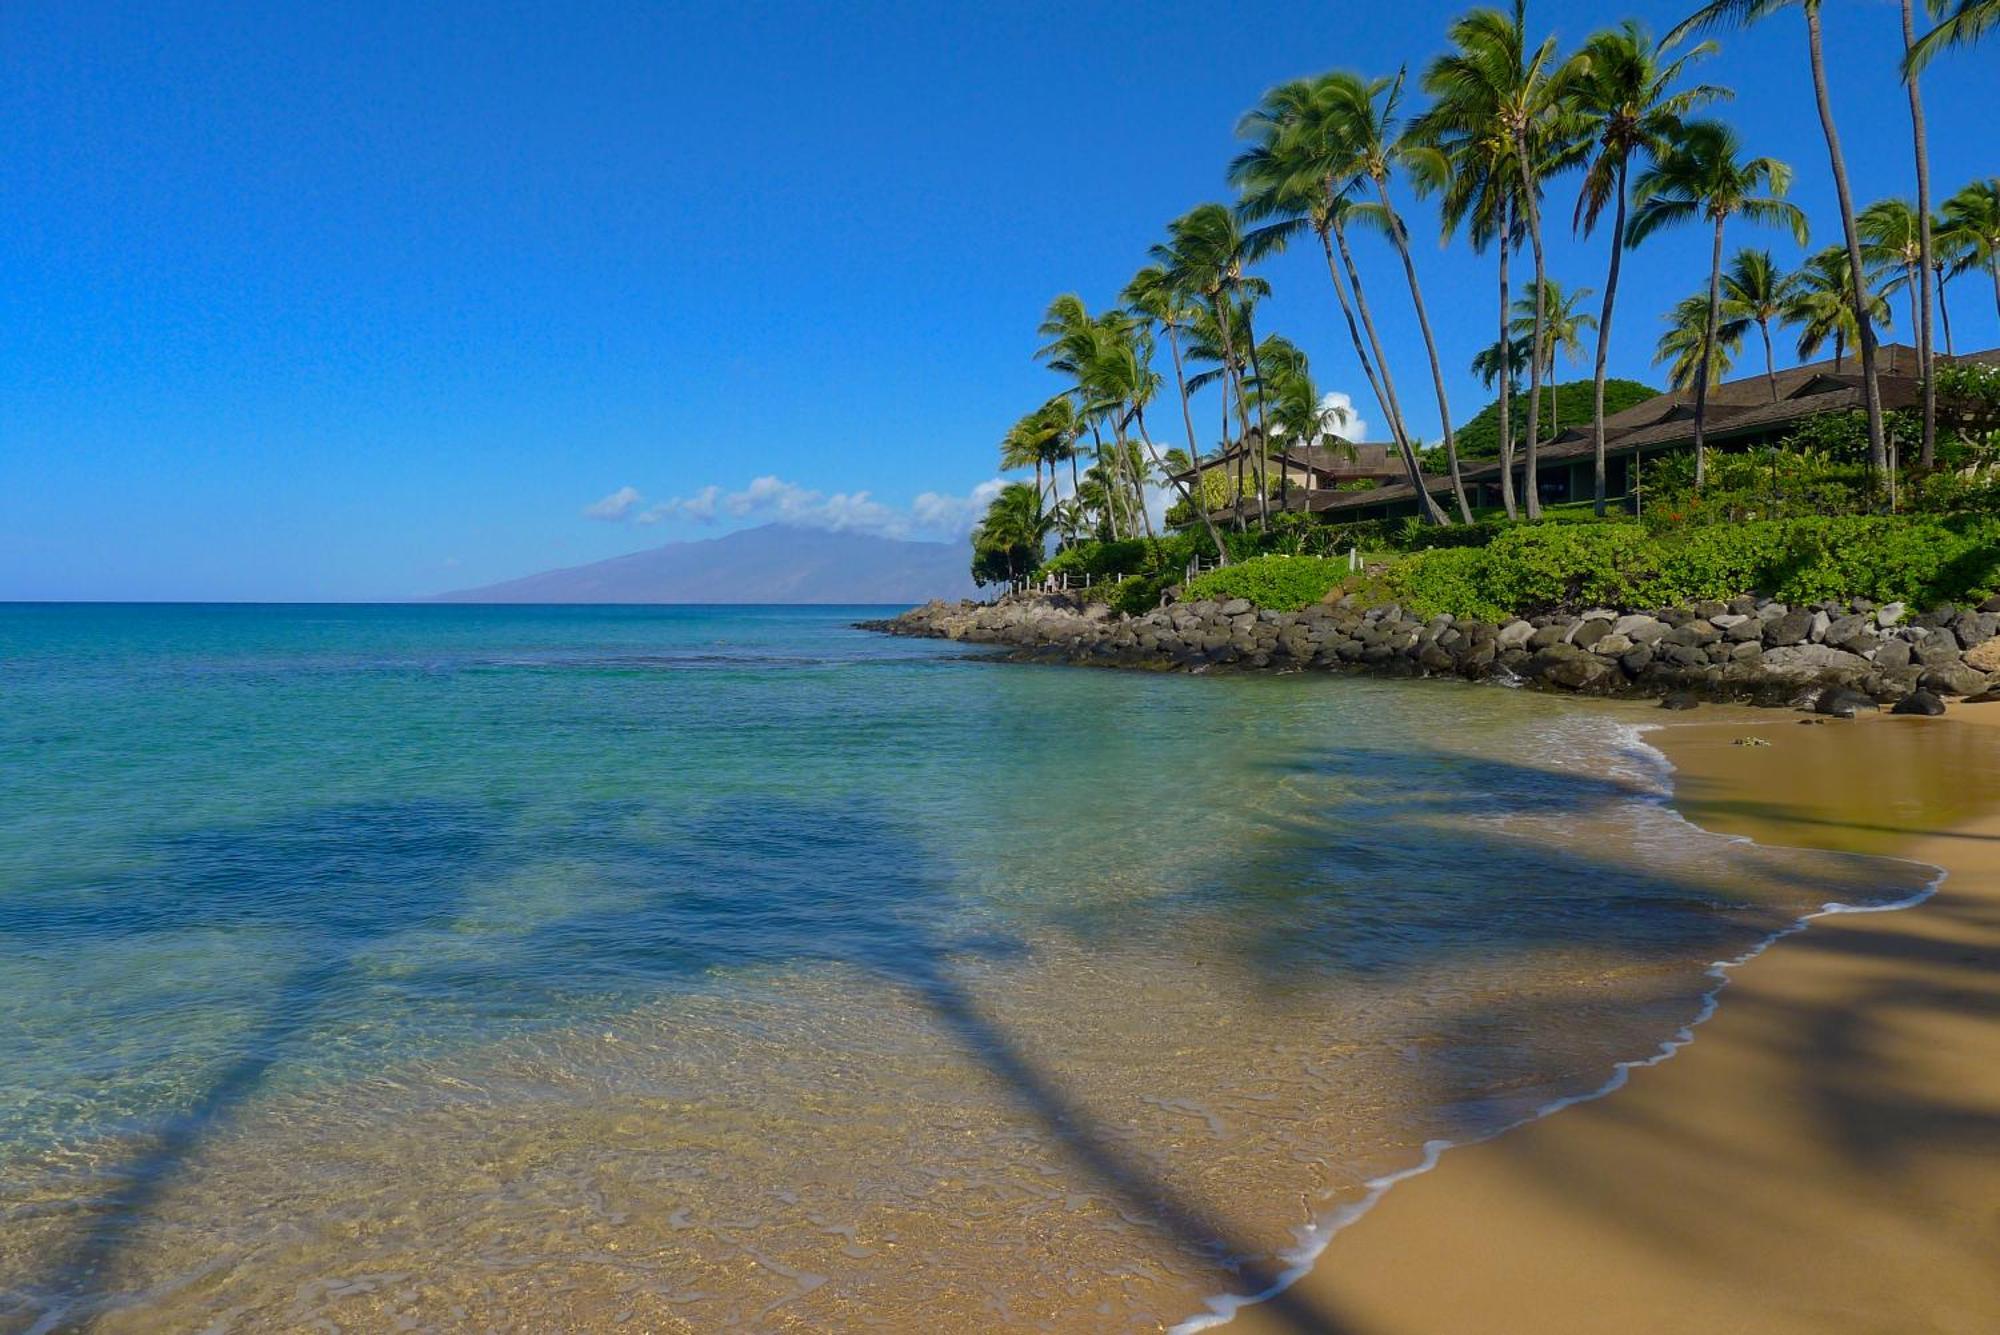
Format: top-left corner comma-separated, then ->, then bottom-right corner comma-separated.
966,0 -> 1998,611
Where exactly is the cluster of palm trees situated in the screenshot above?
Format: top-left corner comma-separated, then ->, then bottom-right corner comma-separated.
1658,182 -> 2000,394
977,0 -> 1998,559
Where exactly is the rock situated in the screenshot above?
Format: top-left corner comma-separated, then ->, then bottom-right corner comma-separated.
1962,689 -> 2000,704
1808,610 -> 1832,642
1594,632 -> 1634,656
1876,601 -> 1907,628
1815,687 -> 1877,718
1495,619 -> 1536,651
1660,690 -> 1701,711
1756,602 -> 1790,622
1759,644 -> 1872,678
1613,614 -> 1668,643
1920,662 -> 1991,697
1964,638 -> 2000,674
1823,613 -> 1869,646
1733,736 -> 1771,747
1764,609 -> 1816,647
1873,639 -> 1914,671
1710,612 -> 1750,629
1219,598 -> 1251,617
1571,618 -> 1616,651
1528,622 -> 1573,650
1723,618 -> 1765,643
1892,690 -> 1947,716
1980,595 -> 2000,615
1621,644 -> 1655,674
1915,637 -> 1964,668
1667,620 -> 1721,647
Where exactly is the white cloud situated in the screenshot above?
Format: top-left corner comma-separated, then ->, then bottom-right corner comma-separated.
600,475 -> 1008,540
1320,391 -> 1368,444
582,485 -> 642,521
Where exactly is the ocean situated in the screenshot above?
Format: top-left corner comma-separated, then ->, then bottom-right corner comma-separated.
0,603 -> 1931,1331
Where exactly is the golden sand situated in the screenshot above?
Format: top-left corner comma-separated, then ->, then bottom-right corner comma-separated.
1224,703 -> 2000,1334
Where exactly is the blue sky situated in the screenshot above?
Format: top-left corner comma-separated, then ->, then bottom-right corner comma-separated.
3,0 -> 1993,600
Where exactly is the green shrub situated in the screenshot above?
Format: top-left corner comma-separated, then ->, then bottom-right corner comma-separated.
1183,555 -> 1347,612
1383,515 -> 2000,619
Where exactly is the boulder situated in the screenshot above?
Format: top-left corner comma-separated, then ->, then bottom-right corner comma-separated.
1528,622 -> 1573,650
1660,690 -> 1701,711
1218,598 -> 1251,617
1764,609 -> 1816,647
1920,662 -> 1991,697
1873,638 -> 1914,671
1496,619 -> 1536,651
1759,644 -> 1872,678
1594,632 -> 1634,657
1892,690 -> 1947,716
1964,637 -> 2000,674
1815,687 -> 1877,719
1571,618 -> 1616,650
1613,614 -> 1668,643
1876,601 -> 1907,628
1809,610 -> 1832,643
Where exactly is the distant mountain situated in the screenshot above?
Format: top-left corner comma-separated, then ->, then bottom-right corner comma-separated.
433,524 -> 979,604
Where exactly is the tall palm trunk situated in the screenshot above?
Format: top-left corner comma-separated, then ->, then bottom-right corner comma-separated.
1758,317 -> 1779,402
1332,217 -> 1449,526
1902,0 -> 1937,468
1496,198 -> 1520,521
1935,266 -> 1956,355
1113,417 -> 1156,539
1206,293 -> 1256,532
1134,403 -> 1225,562
1513,133 -> 1549,520
1804,6 -> 1887,478
1371,177 -> 1469,523
1239,305 -> 1274,530
1694,213 -> 1726,489
1320,225 -> 1438,521
1089,420 -> 1123,539
1164,324 -> 1225,563
1316,226 -> 1406,448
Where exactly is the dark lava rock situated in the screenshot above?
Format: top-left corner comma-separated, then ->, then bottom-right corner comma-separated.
1891,690 -> 1947,716
1660,690 -> 1701,711
1961,689 -> 2000,704
1814,687 -> 1878,719
1764,609 -> 1815,647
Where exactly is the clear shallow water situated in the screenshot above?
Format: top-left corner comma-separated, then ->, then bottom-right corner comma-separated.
0,604 -> 1932,1332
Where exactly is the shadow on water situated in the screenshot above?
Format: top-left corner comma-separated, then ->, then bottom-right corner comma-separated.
1177,743 -> 2000,1309
25,742 -> 1983,1331
2,798 -> 1357,1334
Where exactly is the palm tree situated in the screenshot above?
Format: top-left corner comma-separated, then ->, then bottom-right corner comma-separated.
1718,249 -> 1799,402
1787,245 -> 1893,370
1408,109 -> 1527,518
973,483 -> 1053,588
1629,119 -> 1806,487
1570,21 -> 1725,513
1420,1 -> 1586,520
1230,75 -> 1460,522
1672,1 -> 1887,479
1116,268 -> 1233,561
1657,292 -> 1744,390
1472,333 -> 1536,392
1861,197 -> 1937,462
1897,1 -> 1940,468
1940,178 -> 2000,324
1929,207 -> 1968,355
1153,204 -> 1279,531
1516,278 -> 1598,440
1905,0 -> 2000,72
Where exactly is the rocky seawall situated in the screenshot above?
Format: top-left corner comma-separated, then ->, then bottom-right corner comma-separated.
860,592 -> 2000,710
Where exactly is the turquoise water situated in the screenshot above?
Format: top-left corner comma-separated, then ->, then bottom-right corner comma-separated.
0,604 -> 1930,1331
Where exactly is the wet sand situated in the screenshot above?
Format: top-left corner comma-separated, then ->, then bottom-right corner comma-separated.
1222,704 -> 2000,1334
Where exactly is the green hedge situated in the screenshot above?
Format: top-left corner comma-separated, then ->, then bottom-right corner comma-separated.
1183,555 -> 1348,612
1387,517 -> 2000,619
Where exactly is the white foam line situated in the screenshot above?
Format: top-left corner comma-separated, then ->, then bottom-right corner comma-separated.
1169,716 -> 1949,1334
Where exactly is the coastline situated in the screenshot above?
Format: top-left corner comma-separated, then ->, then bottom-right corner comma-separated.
1202,703 -> 2000,1334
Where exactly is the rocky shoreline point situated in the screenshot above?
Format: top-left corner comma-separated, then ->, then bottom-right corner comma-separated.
860,591 -> 2000,712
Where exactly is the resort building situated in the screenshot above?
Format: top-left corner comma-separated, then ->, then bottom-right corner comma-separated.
1184,343 -> 2000,524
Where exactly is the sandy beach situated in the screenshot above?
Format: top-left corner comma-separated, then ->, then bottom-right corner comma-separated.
1221,703 -> 2000,1335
